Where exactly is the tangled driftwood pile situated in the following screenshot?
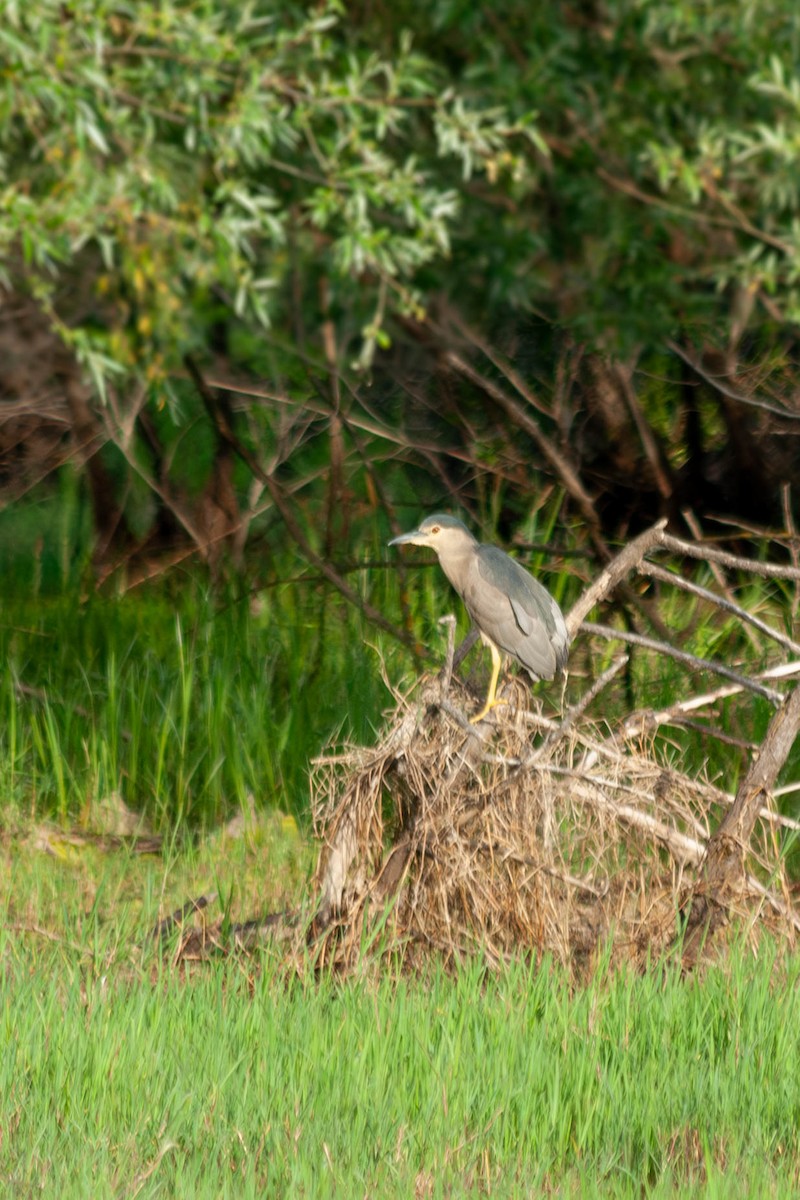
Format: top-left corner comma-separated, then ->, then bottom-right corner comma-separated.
310,521 -> 800,974
154,520 -> 800,973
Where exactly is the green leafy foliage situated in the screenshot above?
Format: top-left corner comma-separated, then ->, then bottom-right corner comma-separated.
0,0 -> 542,379
5,1 -> 796,377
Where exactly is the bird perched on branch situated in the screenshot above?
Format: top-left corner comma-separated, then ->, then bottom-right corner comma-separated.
390,513 -> 569,722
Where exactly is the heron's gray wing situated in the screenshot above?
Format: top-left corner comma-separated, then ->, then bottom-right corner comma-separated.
465,545 -> 569,679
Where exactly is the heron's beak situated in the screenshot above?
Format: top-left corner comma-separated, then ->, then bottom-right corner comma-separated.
388,529 -> 426,547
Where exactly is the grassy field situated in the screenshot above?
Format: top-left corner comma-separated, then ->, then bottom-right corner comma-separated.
3,834 -> 800,1200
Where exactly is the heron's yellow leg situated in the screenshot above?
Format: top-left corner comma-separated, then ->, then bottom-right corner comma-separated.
470,642 -> 506,724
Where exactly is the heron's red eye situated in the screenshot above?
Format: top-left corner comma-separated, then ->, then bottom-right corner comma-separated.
431,526 -> 440,534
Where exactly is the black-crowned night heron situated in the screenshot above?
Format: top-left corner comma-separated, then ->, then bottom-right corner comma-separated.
390,514 -> 569,722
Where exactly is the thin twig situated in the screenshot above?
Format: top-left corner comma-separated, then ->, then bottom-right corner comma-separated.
443,349 -> 608,552
782,483 -> 800,621
668,341 -> 800,421
658,531 -> 800,581
639,560 -> 800,655
543,655 -> 628,751
183,355 -> 417,650
621,660 -> 800,742
680,508 -> 761,652
582,621 -> 785,705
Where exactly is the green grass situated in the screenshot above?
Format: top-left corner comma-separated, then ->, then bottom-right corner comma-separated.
2,845 -> 800,1200
0,581 -> 405,829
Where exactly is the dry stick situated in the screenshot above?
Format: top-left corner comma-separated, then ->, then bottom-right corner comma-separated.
445,325 -> 673,635
622,660 -> 800,741
666,715 -> 756,751
781,482 -> 800,621
615,364 -> 675,501
542,655 -> 629,752
448,311 -> 559,418
582,621 -> 785,705
489,740 -> 800,842
681,508 -> 761,653
0,429 -> 108,510
705,682 -> 800,887
570,775 -> 800,939
570,778 -> 706,864
97,456 -> 331,592
203,372 -> 467,475
596,166 -> 792,255
316,391 -> 419,650
667,339 -> 800,421
149,893 -> 217,941
183,356 -> 416,650
468,840 -> 605,898
566,518 -> 668,636
445,316 -> 671,622
742,875 -> 800,934
314,697 -> 424,928
681,509 -> 735,592
711,512 -> 793,542
438,698 -> 485,739
314,802 -> 366,934
521,710 -> 634,772
638,560 -> 800,656
335,406 -> 414,610
682,683 -> 800,958
100,407 -> 208,552
701,782 -> 800,835
547,746 -> 800,839
658,530 -> 800,581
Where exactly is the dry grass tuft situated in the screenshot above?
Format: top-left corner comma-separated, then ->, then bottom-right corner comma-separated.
310,670 -> 797,976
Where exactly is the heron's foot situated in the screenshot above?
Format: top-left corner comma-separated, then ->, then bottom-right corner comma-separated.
469,696 -> 507,725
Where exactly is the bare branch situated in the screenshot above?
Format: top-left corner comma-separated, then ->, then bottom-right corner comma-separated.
582,620 -> 785,705
448,311 -> 555,417
680,508 -> 762,653
597,166 -> 792,255
639,560 -> 800,655
658,530 -> 800,581
623,660 -> 800,741
566,518 -> 668,635
706,684 -> 800,882
668,340 -> 800,421
680,683 -> 800,960
543,655 -> 628,751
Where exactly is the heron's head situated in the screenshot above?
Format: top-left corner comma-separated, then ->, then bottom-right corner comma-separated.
389,514 -> 477,555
